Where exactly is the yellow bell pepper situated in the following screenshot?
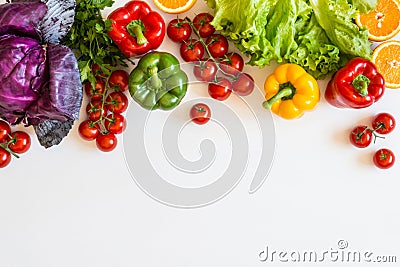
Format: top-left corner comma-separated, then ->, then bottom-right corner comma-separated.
262,64 -> 320,119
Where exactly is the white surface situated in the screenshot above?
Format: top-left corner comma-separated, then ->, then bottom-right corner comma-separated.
1,0 -> 400,266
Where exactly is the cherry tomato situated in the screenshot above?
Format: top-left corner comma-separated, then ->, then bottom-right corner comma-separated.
219,52 -> 244,75
190,103 -> 211,125
167,18 -> 192,43
86,100 -> 107,122
8,131 -> 31,154
0,120 -> 11,143
108,70 -> 129,92
106,92 -> 128,113
193,13 -> 215,38
0,147 -> 11,168
105,113 -> 126,134
193,59 -> 217,82
206,34 -> 228,58
208,77 -> 232,101
91,63 -> 108,78
78,120 -> 100,141
96,133 -> 117,152
84,78 -> 105,100
180,39 -> 205,62
232,73 -> 254,96
349,125 -> 373,148
373,148 -> 395,169
372,112 -> 396,135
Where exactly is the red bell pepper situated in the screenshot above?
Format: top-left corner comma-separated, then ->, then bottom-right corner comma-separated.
107,1 -> 165,58
325,58 -> 385,109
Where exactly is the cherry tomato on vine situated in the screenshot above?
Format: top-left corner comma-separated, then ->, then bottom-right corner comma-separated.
193,13 -> 215,38
84,78 -> 105,100
349,125 -> 373,148
86,100 -> 107,122
193,59 -> 217,82
96,133 -> 117,152
105,113 -> 126,134
0,120 -> 11,143
206,34 -> 228,58
372,112 -> 396,135
180,39 -> 205,62
0,147 -> 11,168
167,18 -> 192,43
232,73 -> 254,96
108,70 -> 129,92
8,131 -> 31,154
106,92 -> 128,113
208,77 -> 232,101
190,103 -> 211,125
219,52 -> 244,75
78,120 -> 100,141
373,148 -> 395,169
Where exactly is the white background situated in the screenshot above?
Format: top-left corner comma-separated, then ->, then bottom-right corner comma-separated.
1,0 -> 400,266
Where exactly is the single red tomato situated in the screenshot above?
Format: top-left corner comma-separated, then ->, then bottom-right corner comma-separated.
78,120 -> 100,141
232,73 -> 254,96
190,103 -> 211,125
372,112 -> 396,135
206,34 -> 228,58
180,39 -> 205,62
0,147 -> 11,168
193,59 -> 217,82
106,92 -> 128,113
86,100 -> 107,122
84,78 -> 105,100
349,125 -> 373,148
167,18 -> 192,43
8,131 -> 31,154
91,64 -> 108,78
374,148 -> 395,169
219,52 -> 244,75
105,113 -> 126,134
108,69 -> 129,92
0,120 -> 11,143
96,133 -> 117,152
208,77 -> 232,101
193,13 -> 215,38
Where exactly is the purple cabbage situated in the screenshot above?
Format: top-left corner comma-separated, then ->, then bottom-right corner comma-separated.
0,0 -> 81,148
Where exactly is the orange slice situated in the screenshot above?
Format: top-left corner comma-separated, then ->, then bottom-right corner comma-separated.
372,40 -> 400,89
152,0 -> 197,14
355,0 -> 400,41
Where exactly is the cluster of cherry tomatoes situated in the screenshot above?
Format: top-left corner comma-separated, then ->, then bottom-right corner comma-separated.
0,120 -> 31,168
78,66 -> 130,152
349,112 -> 396,169
167,13 -> 255,102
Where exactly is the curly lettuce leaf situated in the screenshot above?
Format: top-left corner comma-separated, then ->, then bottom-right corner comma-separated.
208,0 -> 373,79
210,0 -> 277,66
348,0 -> 377,13
309,0 -> 372,59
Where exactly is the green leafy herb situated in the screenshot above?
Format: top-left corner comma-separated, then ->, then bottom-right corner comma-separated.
61,0 -> 128,86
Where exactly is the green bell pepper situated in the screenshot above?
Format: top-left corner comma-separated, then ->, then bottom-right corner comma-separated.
128,51 -> 188,110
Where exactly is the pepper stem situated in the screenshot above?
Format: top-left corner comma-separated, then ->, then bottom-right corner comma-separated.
126,20 -> 148,45
148,67 -> 162,90
352,74 -> 370,97
262,88 -> 293,110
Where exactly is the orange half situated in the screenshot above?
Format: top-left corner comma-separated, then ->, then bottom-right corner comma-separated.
372,40 -> 400,89
355,0 -> 400,41
152,0 -> 197,14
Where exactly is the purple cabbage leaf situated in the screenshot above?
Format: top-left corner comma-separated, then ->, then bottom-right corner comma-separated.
0,0 -> 82,148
